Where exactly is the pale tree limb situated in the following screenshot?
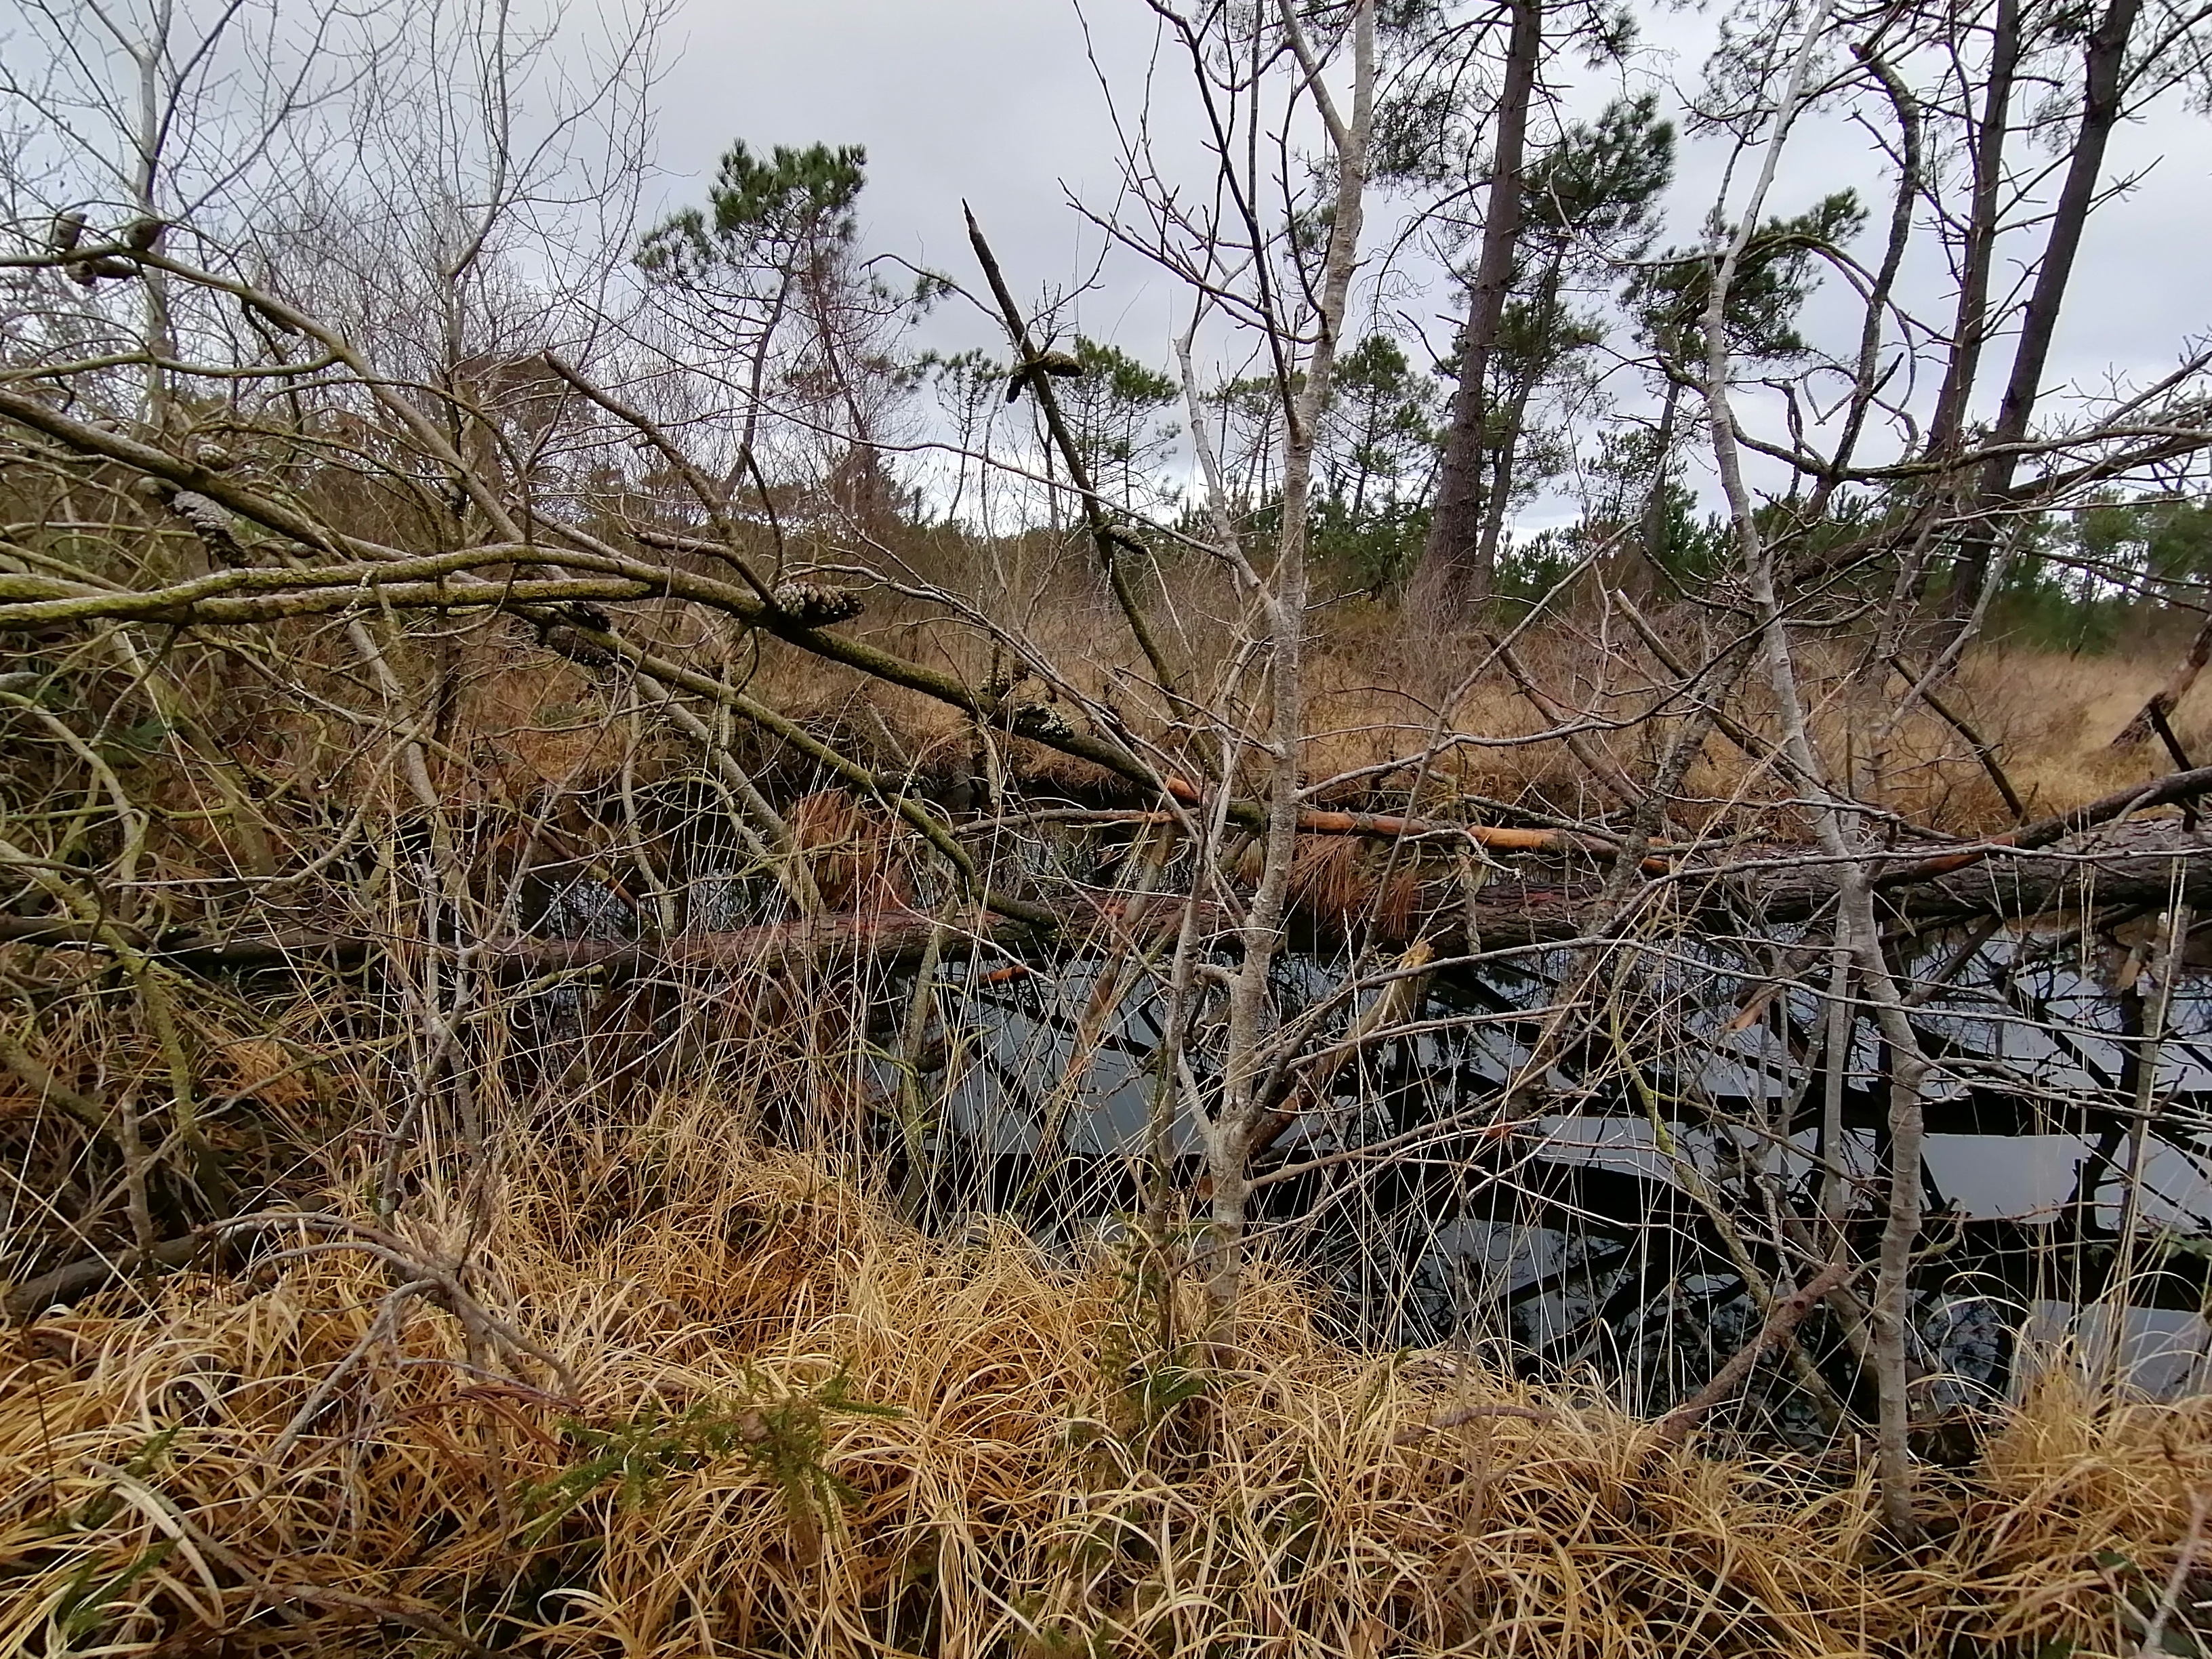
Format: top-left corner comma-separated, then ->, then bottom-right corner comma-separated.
1695,0 -> 1936,1542
1202,0 -> 1375,1338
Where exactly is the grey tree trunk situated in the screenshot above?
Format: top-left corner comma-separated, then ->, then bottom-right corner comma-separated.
1948,0 -> 2140,619
1925,0 -> 2019,462
1407,0 -> 1543,623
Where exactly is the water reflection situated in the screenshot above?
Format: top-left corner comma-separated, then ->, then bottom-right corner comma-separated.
521,863 -> 2212,1421
888,921 -> 2212,1420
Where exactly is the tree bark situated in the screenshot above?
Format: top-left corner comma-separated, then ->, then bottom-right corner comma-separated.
1634,373 -> 1683,592
1202,0 -> 1373,1340
2112,611 -> 2212,748
1694,0 -> 1938,1536
1925,0 -> 2019,463
1473,283 -> 1556,583
1949,0 -> 2140,619
1408,0 -> 1543,622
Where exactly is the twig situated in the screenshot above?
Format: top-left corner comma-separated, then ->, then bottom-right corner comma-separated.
1655,1261 -> 1854,1445
5,1230 -> 210,1320
1889,655 -> 2028,823
2135,1486 -> 2212,1659
964,207 -> 1182,699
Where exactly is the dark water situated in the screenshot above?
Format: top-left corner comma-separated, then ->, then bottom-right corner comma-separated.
526,854 -> 2212,1425
897,926 -> 2209,1410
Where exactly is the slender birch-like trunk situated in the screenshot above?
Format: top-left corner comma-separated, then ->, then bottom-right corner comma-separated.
1203,0 -> 1375,1336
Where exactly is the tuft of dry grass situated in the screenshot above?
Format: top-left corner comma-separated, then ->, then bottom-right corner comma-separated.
737,556 -> 2205,837
5,1096 -> 2209,1657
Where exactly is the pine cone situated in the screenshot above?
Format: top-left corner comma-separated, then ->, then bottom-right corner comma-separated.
531,600 -> 615,668
1008,702 -> 1075,743
537,623 -> 615,669
771,581 -> 863,627
169,491 -> 247,567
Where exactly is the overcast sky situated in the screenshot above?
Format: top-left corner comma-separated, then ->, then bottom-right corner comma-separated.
643,2 -> 1212,364
649,2 -> 2207,351
636,0 -> 2211,520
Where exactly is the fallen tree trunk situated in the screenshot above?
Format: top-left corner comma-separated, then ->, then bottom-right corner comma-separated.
1872,763 -> 2212,886
5,1231 -> 209,1320
1767,818 -> 2212,926
0,917 -> 377,970
1380,820 -> 2212,950
5,819 -> 2206,982
2112,613 -> 2212,750
474,907 -> 1023,979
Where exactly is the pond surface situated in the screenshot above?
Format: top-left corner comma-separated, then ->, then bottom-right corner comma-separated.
895,920 -> 2212,1417
528,853 -> 2212,1426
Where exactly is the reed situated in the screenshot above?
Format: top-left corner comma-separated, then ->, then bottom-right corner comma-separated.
5,1091 -> 2206,1657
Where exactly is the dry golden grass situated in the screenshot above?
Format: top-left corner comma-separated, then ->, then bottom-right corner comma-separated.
735,549 -> 2205,836
5,1095 -> 2208,1657
1957,649 -> 2209,811
106,520 -> 2190,845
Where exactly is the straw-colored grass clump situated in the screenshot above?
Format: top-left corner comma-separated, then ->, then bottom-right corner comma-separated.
5,1102 -> 2208,1656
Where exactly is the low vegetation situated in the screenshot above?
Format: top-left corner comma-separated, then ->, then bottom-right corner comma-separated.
6,1098 -> 2210,1658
